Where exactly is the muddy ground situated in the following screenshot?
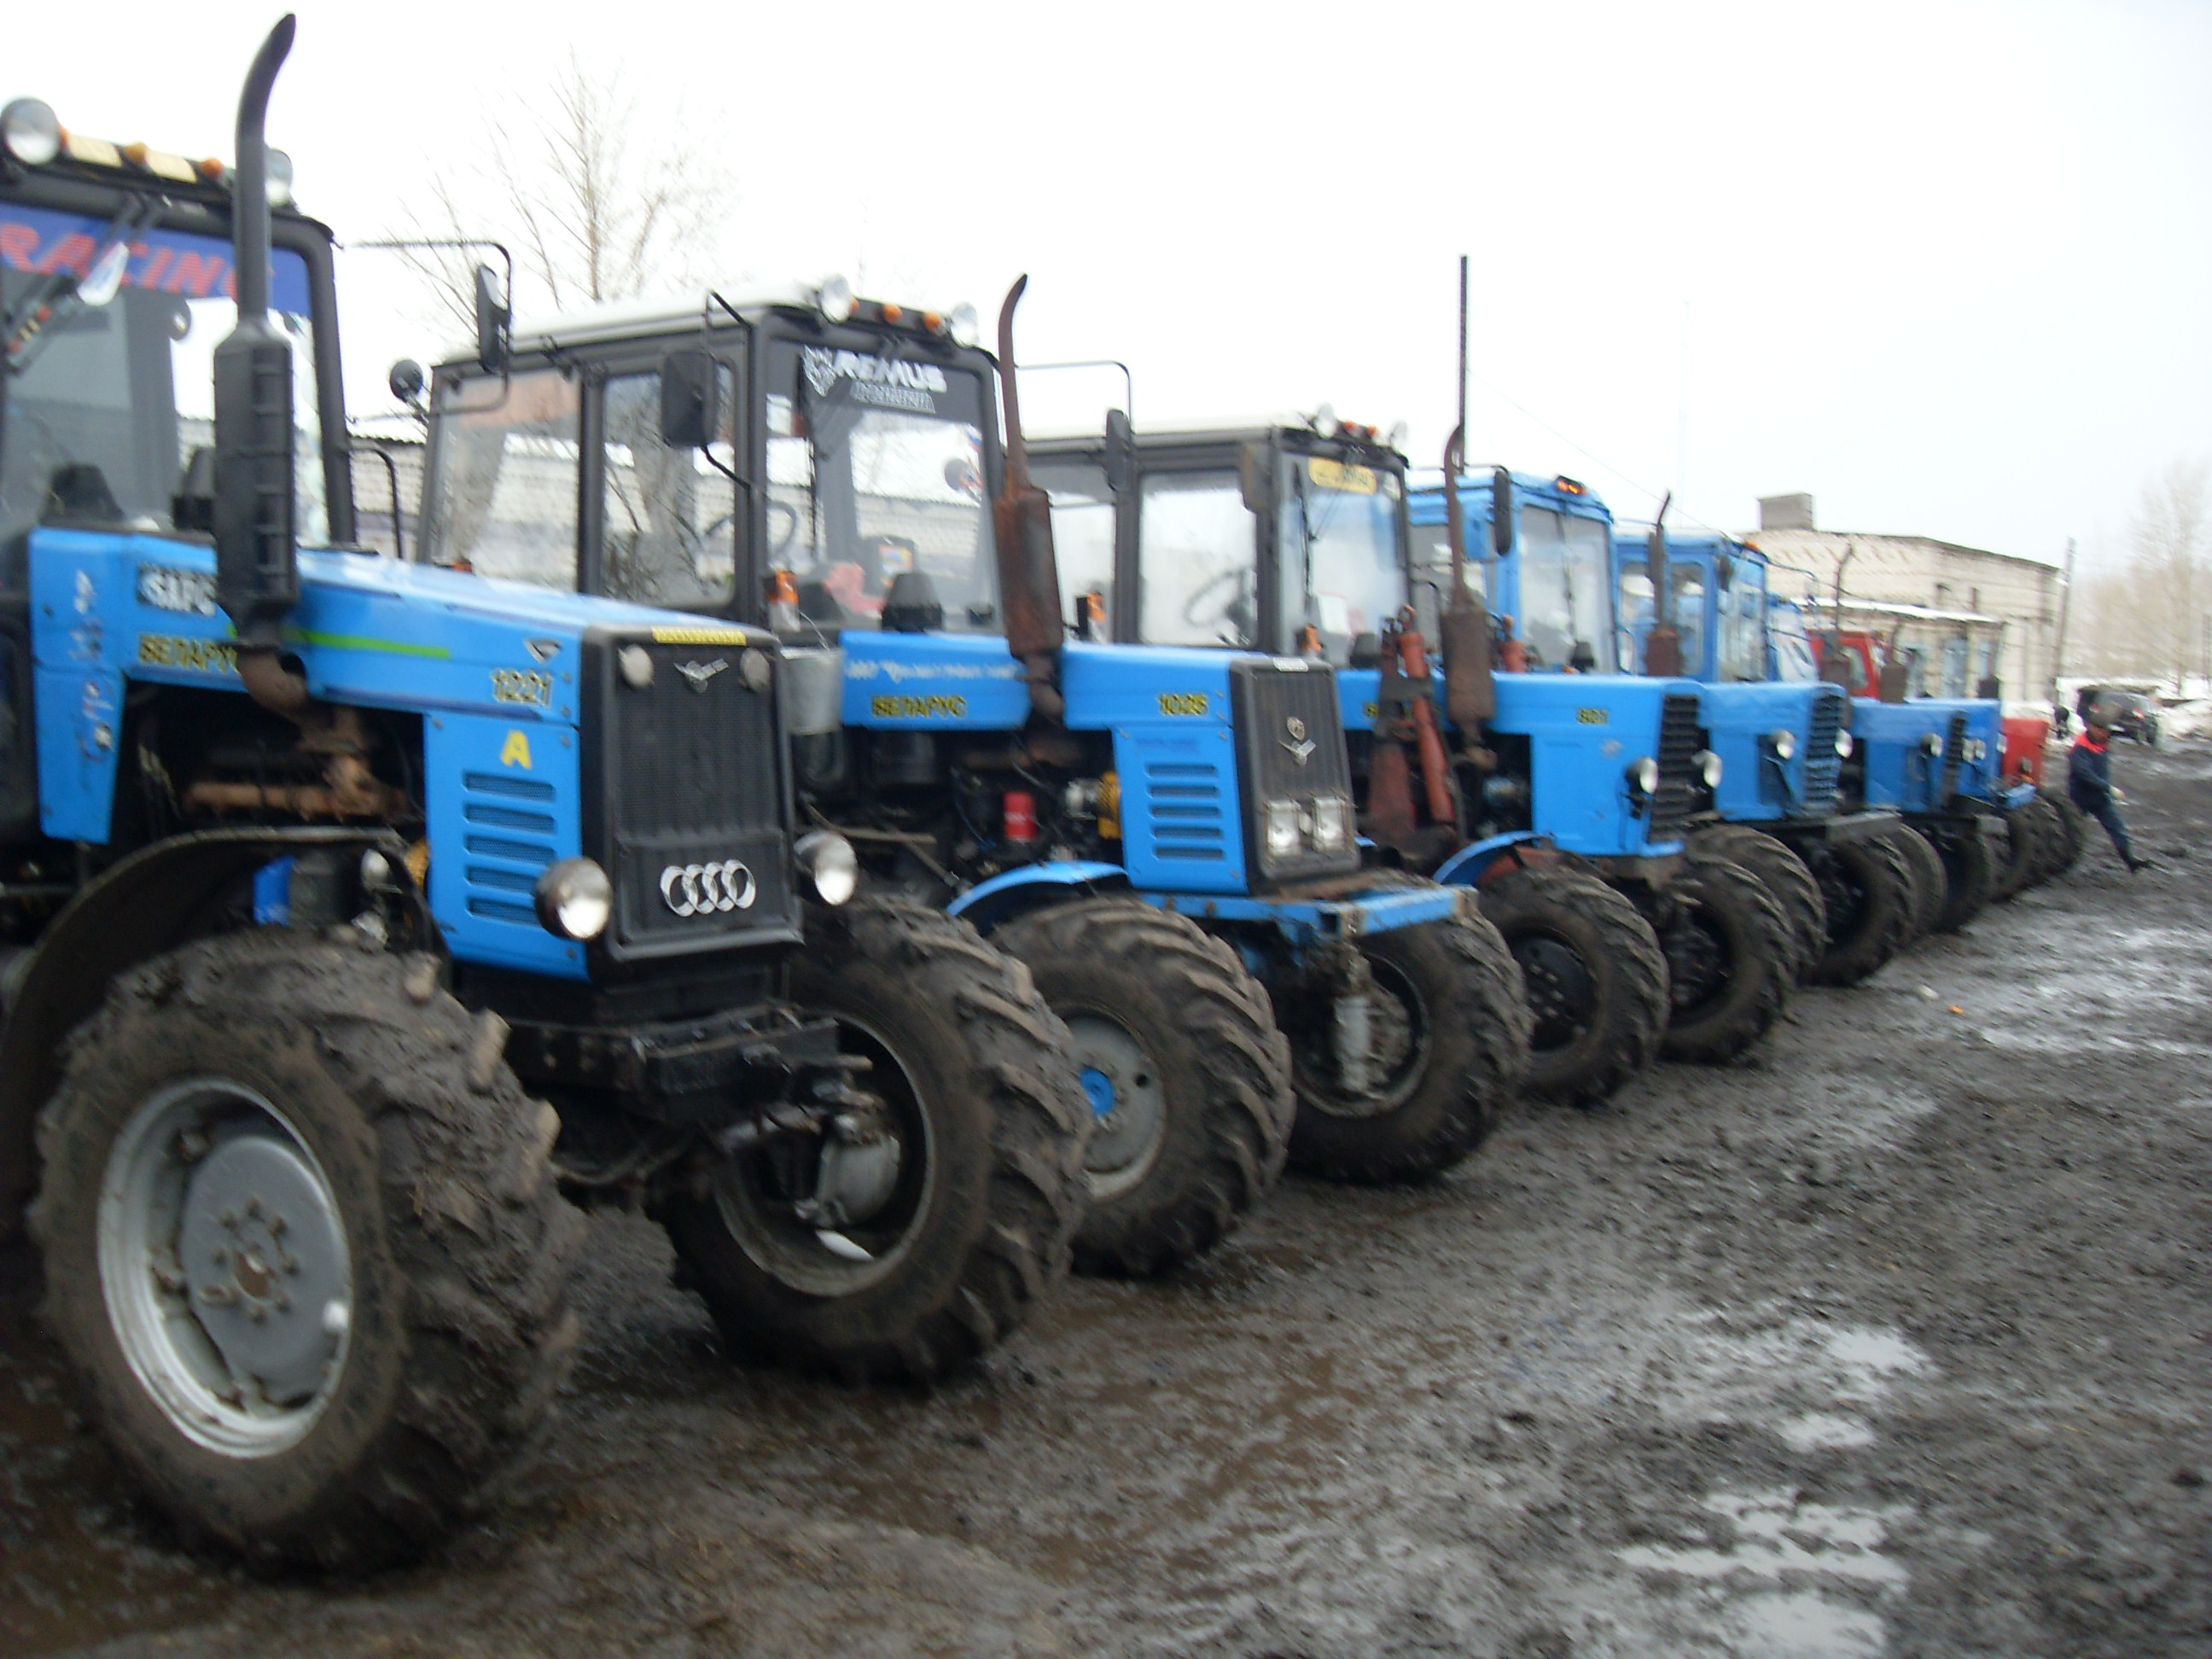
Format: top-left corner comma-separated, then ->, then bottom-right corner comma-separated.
3,743 -> 2207,1659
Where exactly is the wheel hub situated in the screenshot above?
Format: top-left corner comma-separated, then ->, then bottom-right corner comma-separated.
1511,934 -> 1595,1051
1064,1015 -> 1167,1200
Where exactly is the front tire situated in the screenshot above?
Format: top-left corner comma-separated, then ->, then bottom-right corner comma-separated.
2040,787 -> 2088,876
1687,825 -> 1826,984
30,931 -> 581,1573
1923,823 -> 1995,934
1991,804 -> 2046,902
660,899 -> 1089,1383
1802,832 -> 1915,987
1884,819 -> 1948,942
990,899 -> 1292,1278
1654,859 -> 1794,1063
1280,897 -> 1531,1185
1476,864 -> 1667,1106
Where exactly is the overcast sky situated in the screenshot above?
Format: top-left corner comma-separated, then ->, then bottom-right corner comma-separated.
14,1 -> 2210,568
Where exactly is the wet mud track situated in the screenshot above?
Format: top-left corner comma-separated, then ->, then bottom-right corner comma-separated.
5,746 -> 2208,1658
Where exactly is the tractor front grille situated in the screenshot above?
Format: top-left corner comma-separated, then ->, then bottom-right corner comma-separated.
582,625 -> 797,962
1802,686 -> 1844,810
1230,658 -> 1359,888
1939,710 -> 1968,807
1649,690 -> 1703,840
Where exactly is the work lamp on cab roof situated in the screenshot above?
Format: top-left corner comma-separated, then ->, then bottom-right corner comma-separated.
2,98 -> 61,166
947,301 -> 981,347
816,273 -> 856,325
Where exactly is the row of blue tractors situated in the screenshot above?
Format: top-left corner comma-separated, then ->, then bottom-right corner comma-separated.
0,19 -> 2093,1568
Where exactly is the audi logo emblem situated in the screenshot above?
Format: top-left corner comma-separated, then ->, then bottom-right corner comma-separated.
659,859 -> 758,917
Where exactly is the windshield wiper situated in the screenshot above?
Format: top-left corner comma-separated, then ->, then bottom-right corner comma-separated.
4,194 -> 160,378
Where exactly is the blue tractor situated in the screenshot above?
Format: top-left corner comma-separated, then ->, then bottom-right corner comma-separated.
1609,524 -> 1918,987
406,286 -> 1532,1280
1027,416 -> 1790,1103
1761,585 -> 2055,934
0,20 -> 1091,1569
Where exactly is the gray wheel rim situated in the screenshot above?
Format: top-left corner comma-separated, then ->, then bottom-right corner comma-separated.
712,1011 -> 936,1296
1064,1013 -> 1168,1202
97,1079 -> 352,1458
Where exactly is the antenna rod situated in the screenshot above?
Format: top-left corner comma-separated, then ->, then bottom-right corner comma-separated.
1456,254 -> 1469,465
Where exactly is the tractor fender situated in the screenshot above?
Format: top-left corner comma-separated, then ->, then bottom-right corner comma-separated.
1432,831 -> 1550,888
945,861 -> 1132,937
0,825 -> 410,1243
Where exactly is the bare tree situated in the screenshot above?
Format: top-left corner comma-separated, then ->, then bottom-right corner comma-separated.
390,55 -> 736,337
2127,457 -> 2211,691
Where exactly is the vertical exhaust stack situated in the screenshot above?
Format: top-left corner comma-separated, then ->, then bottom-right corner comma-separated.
212,15 -> 306,712
1437,256 -> 1495,730
1641,492 -> 1683,677
992,276 -> 1065,724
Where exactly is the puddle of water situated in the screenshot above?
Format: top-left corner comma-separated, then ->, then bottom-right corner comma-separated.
1615,1487 -> 1911,1588
1778,1412 -> 1876,1451
1727,1588 -> 1889,1659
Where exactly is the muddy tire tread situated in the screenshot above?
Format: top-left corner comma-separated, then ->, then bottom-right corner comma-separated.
1687,825 -> 1827,984
992,899 -> 1292,1277
1656,857 -> 1794,1064
1803,831 -> 1916,987
30,929 -> 579,1573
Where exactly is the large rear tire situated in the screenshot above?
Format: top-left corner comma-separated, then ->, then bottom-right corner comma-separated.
1885,819 -> 1948,942
1802,831 -> 1915,987
1280,896 -> 1530,1185
661,899 -> 1089,1383
1687,825 -> 1826,984
1476,864 -> 1666,1107
990,899 -> 1291,1278
1655,859 -> 1794,1063
30,930 -> 581,1573
1924,823 -> 1995,934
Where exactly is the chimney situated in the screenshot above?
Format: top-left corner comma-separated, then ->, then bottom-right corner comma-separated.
1759,492 -> 1814,532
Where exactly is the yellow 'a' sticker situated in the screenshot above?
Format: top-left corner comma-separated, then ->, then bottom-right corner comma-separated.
500,730 -> 533,769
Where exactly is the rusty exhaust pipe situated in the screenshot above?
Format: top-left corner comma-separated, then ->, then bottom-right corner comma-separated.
992,276 -> 1065,724
1641,491 -> 1683,677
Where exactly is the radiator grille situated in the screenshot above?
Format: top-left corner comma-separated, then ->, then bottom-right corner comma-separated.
1802,686 -> 1844,808
1939,710 -> 1968,806
462,771 -> 556,926
583,626 -> 797,960
1649,691 -> 1703,839
1229,659 -> 1359,886
1144,761 -> 1230,863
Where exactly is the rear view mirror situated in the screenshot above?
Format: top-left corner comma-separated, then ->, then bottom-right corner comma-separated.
659,349 -> 721,450
474,264 -> 510,375
1104,407 -> 1136,493
1489,467 -> 1515,556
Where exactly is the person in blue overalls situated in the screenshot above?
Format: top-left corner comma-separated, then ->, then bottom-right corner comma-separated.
2069,707 -> 2156,873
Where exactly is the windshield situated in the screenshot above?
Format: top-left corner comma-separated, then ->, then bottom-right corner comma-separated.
1281,453 -> 1404,665
1135,469 -> 1257,648
1617,554 -> 1705,676
1769,602 -> 1817,681
1518,505 -> 1615,671
764,340 -> 996,632
1714,553 -> 1767,681
3,202 -> 325,557
419,367 -> 582,587
1035,456 -> 1115,631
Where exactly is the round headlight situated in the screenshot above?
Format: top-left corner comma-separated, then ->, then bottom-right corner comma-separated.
947,300 -> 981,347
2,99 -> 61,166
1630,756 -> 1660,795
817,273 -> 857,324
618,643 -> 655,690
1835,730 -> 1854,759
1767,727 -> 1797,763
534,858 -> 613,940
1696,748 -> 1724,788
795,830 -> 859,906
